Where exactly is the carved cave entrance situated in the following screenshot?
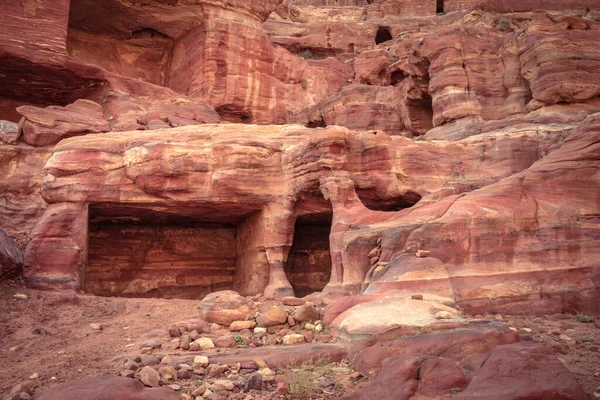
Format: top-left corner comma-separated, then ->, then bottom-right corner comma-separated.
84,204 -> 253,299
285,213 -> 333,298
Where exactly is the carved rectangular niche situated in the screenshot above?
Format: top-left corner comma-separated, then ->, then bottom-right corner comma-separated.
84,203 -> 251,299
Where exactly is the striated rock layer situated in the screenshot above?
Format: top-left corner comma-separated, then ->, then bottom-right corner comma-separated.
0,0 -> 597,318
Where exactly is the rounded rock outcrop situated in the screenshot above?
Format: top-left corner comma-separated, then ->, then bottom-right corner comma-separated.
197,290 -> 257,326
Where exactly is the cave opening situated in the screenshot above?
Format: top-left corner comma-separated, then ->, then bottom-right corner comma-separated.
375,26 -> 393,45
84,203 -> 256,299
215,105 -> 253,124
285,215 -> 333,298
356,190 -> 422,211
437,0 -> 444,14
406,93 -> 434,135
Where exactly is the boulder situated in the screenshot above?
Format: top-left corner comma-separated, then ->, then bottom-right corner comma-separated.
293,303 -> 320,323
256,308 -> 288,327
198,291 -> 257,326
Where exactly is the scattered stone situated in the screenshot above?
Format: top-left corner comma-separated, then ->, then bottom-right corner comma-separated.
90,323 -> 103,330
189,330 -> 200,341
123,359 -> 140,371
294,303 -> 319,323
139,366 -> 160,387
411,295 -> 424,300
141,340 -> 162,349
159,366 -> 177,381
9,346 -> 18,351
229,320 -> 256,331
254,358 -> 268,369
551,341 -> 569,354
435,311 -> 453,320
267,324 -> 287,334
0,120 -> 21,144
212,379 -> 234,391
253,327 -> 267,334
560,334 -> 576,346
28,373 -> 39,380
178,363 -> 192,371
415,250 -> 431,258
177,369 -> 191,379
13,293 -> 28,300
244,373 -> 262,392
168,325 -> 181,337
213,334 -> 236,348
168,384 -> 181,391
287,316 -> 296,327
9,381 -> 35,396
521,327 -> 533,333
206,364 -> 229,378
140,354 -> 160,367
180,334 -> 191,350
194,356 -> 209,367
301,330 -> 314,343
192,385 -> 207,396
140,347 -> 153,355
315,324 -> 324,333
256,308 -> 288,327
304,323 -> 315,331
120,370 -> 135,378
257,368 -> 275,377
282,297 -> 306,306
282,334 -> 305,345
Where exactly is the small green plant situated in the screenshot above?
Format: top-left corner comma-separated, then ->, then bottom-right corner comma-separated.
416,327 -> 432,335
301,320 -> 314,328
233,333 -> 244,345
450,387 -> 462,394
285,357 -> 332,399
576,314 -> 594,323
496,17 -> 512,32
299,50 -> 317,60
194,379 -> 205,387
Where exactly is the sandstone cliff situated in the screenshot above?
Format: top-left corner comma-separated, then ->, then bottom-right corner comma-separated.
0,0 -> 598,316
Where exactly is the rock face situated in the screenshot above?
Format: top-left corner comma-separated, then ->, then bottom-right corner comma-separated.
19,100 -> 110,147
0,0 -> 597,317
346,327 -> 586,400
0,229 -> 23,279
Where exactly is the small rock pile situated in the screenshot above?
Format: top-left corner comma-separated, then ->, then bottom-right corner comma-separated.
114,292 -> 338,399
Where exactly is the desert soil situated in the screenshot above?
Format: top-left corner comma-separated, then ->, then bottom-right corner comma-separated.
1,280 -> 598,398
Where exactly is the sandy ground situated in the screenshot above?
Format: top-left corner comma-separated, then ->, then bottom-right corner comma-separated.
0,280 -> 201,396
1,280 -> 599,398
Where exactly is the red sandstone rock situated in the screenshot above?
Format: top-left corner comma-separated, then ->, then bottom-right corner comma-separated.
0,120 -> 21,144
0,229 -> 23,279
197,291 -> 257,326
19,100 -> 110,147
453,342 -> 586,399
33,376 -> 180,400
354,326 -> 519,376
257,308 -> 288,327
